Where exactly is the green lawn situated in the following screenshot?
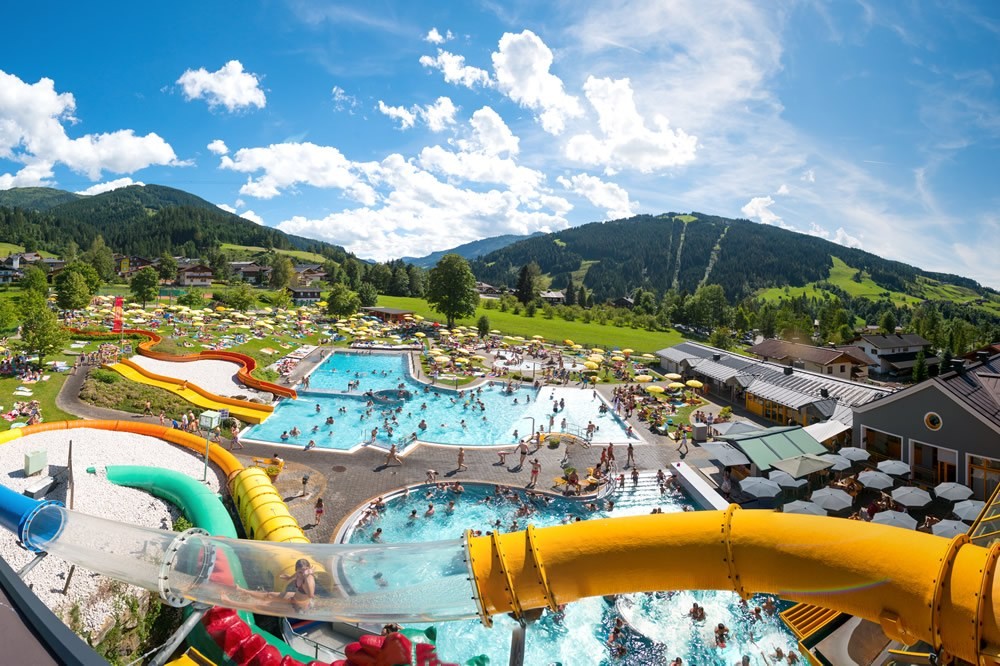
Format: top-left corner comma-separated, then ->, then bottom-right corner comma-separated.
377,296 -> 683,353
220,243 -> 329,264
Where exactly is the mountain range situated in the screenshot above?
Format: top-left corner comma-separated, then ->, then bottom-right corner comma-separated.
400,232 -> 544,268
466,213 -> 1000,314
0,184 -> 348,261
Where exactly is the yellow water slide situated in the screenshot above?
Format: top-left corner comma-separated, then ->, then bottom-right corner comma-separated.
109,359 -> 273,424
467,507 -> 1000,665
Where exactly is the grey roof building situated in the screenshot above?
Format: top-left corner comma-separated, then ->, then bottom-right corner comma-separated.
852,351 -> 1000,498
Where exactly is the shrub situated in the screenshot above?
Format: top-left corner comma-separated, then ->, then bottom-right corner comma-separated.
172,515 -> 194,532
91,368 -> 120,384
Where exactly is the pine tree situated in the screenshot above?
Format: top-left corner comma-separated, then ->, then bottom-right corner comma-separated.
564,275 -> 576,306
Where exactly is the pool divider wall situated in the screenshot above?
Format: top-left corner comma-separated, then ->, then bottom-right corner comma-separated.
670,461 -> 730,510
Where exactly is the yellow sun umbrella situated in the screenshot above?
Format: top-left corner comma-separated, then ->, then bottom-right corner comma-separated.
622,348 -> 634,355
646,385 -> 665,393
434,355 -> 451,363
634,375 -> 653,382
532,335 -> 544,340
414,332 -> 426,338
591,348 -> 604,354
641,353 -> 656,360
583,361 -> 599,370
572,344 -> 583,350
611,355 -> 625,362
664,373 -> 683,380
668,382 -> 686,389
490,329 -> 502,334
686,380 -> 704,389
563,339 -> 574,346
587,354 -> 604,363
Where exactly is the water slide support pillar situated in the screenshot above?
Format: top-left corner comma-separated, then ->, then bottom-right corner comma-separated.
147,603 -> 211,666
507,619 -> 525,666
17,552 -> 47,578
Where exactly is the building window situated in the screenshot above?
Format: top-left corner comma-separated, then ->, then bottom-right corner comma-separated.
863,427 -> 902,461
924,412 -> 943,431
840,365 -> 846,373
969,456 -> 1000,501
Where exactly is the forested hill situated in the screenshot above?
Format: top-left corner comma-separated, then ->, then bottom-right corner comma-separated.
401,232 -> 544,268
0,184 -> 349,261
470,213 -> 988,303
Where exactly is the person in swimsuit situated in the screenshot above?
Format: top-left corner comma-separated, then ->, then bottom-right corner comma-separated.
220,558 -> 316,615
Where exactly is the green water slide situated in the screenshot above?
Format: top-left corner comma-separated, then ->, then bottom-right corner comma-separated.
105,466 -> 313,664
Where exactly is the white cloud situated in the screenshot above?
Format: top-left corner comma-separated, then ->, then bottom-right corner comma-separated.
218,142 -> 370,202
377,101 -> 416,129
834,227 -> 863,248
239,210 -> 264,225
75,177 -> 143,196
776,183 -> 789,195
741,195 -> 783,226
457,107 -> 519,156
176,60 -> 266,112
420,50 -> 492,88
421,97 -> 457,132
557,173 -> 637,219
377,97 -> 457,132
801,168 -> 815,183
217,202 -> 264,225
565,76 -> 697,173
207,139 -> 229,156
491,30 -> 583,134
424,28 -> 454,44
331,86 -> 359,113
0,69 -> 178,186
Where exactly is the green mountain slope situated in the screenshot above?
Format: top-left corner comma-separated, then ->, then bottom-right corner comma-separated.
400,232 -> 544,268
470,213 -> 996,309
0,187 -> 83,210
0,184 -> 349,261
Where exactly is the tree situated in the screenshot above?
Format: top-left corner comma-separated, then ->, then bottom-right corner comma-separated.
55,270 -> 91,312
57,262 -> 101,295
17,292 -> 67,367
388,267 -> 411,296
912,350 -> 929,383
157,252 -> 178,281
269,290 -> 293,311
563,275 -> 576,306
365,263 -> 392,293
477,315 -> 490,338
0,299 -> 18,332
708,327 -> 735,350
357,282 -> 378,308
19,265 -> 48,296
269,255 -> 294,289
220,283 -> 256,311
515,262 -> 541,304
130,267 -> 160,308
426,254 -> 479,328
82,236 -> 115,282
326,283 -> 361,317
176,289 -> 205,308
879,309 -> 898,335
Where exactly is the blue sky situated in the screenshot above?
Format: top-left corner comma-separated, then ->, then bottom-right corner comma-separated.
1,1 -> 998,286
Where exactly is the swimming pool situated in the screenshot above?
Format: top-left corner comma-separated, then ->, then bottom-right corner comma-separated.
243,351 -> 634,450
345,478 -> 799,665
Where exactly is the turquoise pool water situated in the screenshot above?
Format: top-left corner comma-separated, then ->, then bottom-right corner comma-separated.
346,478 -> 799,665
244,352 -> 633,449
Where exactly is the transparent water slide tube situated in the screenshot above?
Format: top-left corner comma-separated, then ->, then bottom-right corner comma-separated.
23,504 -> 479,623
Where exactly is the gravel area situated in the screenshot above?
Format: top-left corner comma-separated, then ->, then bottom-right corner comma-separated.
0,429 -> 225,635
129,355 -> 245,397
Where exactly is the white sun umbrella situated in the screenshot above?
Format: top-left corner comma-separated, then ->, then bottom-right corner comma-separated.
953,499 -> 986,523
857,470 -> 894,490
871,510 -> 918,530
768,470 -> 808,489
838,447 -> 870,463
877,459 -> 911,477
783,500 -> 827,516
891,485 -> 932,508
819,453 -> 852,472
934,482 -> 974,503
931,519 -> 969,538
738,477 -> 782,499
810,487 -> 853,512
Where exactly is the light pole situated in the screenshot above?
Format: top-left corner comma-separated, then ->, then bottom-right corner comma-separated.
198,410 -> 221,483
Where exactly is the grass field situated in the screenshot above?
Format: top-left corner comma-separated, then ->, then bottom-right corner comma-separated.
377,295 -> 683,353
220,243 -> 328,264
758,256 -> 922,307
0,242 -> 57,258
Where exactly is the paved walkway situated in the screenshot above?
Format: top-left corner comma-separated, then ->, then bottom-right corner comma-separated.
55,356 -> 764,544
